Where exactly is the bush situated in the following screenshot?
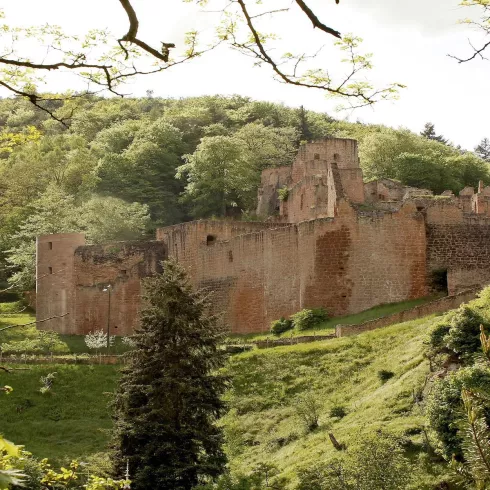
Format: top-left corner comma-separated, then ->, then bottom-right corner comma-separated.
295,392 -> 322,432
426,363 -> 490,461
330,405 -> 347,419
270,317 -> 293,335
291,308 -> 328,331
427,319 -> 451,353
445,305 -> 489,359
378,370 -> 395,383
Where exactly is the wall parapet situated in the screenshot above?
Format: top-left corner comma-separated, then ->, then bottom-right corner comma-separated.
335,288 -> 480,337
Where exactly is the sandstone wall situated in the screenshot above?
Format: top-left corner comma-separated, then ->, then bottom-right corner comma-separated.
426,202 -> 490,294
36,233 -> 86,334
73,241 -> 166,336
256,166 -> 291,217
297,202 -> 427,316
156,203 -> 428,334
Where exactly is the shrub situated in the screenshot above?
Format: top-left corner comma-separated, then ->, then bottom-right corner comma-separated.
378,370 -> 395,383
295,392 -> 322,431
270,317 -> 293,335
426,364 -> 490,461
427,319 -> 451,353
291,308 -> 328,331
445,305 -> 489,359
330,405 -> 347,419
277,187 -> 289,201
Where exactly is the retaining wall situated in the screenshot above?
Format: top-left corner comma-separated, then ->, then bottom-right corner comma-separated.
335,288 -> 480,337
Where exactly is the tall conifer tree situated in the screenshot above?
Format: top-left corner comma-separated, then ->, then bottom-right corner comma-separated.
111,260 -> 228,490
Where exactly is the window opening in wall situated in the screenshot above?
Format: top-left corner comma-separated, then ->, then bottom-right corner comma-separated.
333,153 -> 340,161
314,153 -> 320,160
121,269 -> 127,275
300,194 -> 304,210
48,242 -> 53,250
48,267 -> 53,274
228,250 -> 233,263
206,235 -> 217,246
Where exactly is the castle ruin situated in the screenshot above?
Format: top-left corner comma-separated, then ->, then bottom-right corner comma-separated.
36,138 -> 490,335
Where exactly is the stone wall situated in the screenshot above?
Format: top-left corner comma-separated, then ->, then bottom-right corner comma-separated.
73,241 -> 166,336
426,202 -> 490,294
36,233 -> 86,334
156,202 -> 428,334
336,288 -> 479,337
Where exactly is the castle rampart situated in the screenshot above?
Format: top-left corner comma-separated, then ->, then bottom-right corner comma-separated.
36,138 -> 490,335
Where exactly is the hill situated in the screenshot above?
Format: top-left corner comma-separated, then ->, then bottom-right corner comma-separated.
1,304 -> 452,487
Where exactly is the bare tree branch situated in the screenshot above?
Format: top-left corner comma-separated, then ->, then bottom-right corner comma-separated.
0,313 -> 69,334
295,0 -> 341,38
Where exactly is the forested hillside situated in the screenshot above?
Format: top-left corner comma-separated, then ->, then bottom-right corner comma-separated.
0,95 -> 488,290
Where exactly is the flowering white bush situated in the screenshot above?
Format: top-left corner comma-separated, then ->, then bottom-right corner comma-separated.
121,336 -> 137,348
84,330 -> 115,351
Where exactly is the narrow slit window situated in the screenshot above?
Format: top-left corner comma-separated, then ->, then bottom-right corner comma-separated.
48,267 -> 53,274
206,235 -> 216,246
48,242 -> 53,250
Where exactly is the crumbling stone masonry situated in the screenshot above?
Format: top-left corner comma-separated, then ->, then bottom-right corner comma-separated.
36,138 -> 490,335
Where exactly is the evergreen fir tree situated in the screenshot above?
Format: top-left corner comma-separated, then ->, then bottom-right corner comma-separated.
420,122 -> 449,145
476,137 -> 490,162
298,105 -> 313,142
111,260 -> 228,490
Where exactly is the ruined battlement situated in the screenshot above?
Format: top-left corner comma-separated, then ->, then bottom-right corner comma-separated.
36,139 -> 490,335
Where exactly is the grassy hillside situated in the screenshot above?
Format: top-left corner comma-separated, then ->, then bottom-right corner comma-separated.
224,314 -> 449,488
0,364 -> 118,463
1,307 -> 451,486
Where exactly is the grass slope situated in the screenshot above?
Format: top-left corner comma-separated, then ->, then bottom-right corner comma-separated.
1,302 -> 450,486
224,314 -> 448,488
0,364 -> 118,463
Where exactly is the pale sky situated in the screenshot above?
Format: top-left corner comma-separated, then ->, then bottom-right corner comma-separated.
1,0 -> 489,150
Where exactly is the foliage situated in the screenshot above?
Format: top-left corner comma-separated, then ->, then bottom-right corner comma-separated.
476,137 -> 490,162
378,370 -> 395,383
1,446 -> 130,490
0,436 -> 25,489
330,405 -> 347,419
445,305 -> 490,360
84,330 -> 114,352
39,372 -> 56,395
357,127 -> 489,193
195,464 -> 287,490
1,330 -> 67,356
177,124 -> 297,217
296,432 -> 411,490
451,389 -> 490,488
426,363 -> 490,461
290,308 -> 328,332
111,260 -> 228,490
277,187 -> 289,202
270,317 -> 293,336
420,122 -> 449,145
295,392 -> 322,432
427,319 -> 451,354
